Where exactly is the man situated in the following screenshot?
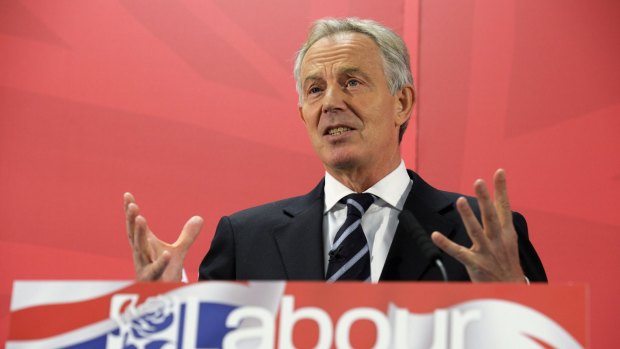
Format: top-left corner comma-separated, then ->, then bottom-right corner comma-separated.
124,18 -> 546,283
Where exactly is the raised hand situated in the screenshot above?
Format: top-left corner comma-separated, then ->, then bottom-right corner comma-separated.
431,169 -> 526,282
124,192 -> 203,281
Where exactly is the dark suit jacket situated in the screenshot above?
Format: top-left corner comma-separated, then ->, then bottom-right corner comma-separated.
199,170 -> 547,282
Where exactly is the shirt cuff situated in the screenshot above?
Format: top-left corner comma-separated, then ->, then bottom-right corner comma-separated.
181,268 -> 188,283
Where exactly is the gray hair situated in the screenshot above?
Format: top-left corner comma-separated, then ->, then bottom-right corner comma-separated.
293,18 -> 414,141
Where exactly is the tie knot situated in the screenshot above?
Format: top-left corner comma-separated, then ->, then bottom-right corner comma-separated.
342,193 -> 375,218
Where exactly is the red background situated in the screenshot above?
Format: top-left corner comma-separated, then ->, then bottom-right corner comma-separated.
1,0 -> 618,347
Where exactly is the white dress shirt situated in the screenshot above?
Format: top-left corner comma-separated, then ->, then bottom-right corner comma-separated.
323,160 -> 413,282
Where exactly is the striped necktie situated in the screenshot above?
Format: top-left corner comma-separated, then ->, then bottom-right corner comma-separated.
326,193 -> 375,281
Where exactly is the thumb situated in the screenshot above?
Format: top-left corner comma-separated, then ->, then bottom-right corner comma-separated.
176,216 -> 204,250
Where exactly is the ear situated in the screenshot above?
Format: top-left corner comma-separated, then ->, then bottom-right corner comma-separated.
393,85 -> 415,127
298,106 -> 307,124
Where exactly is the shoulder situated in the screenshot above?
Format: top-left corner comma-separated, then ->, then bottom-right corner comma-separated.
223,179 -> 324,226
439,189 -> 480,214
406,169 -> 526,227
407,169 -> 526,231
406,169 -> 480,215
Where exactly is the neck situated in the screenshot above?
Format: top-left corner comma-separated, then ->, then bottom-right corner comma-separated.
326,154 -> 401,192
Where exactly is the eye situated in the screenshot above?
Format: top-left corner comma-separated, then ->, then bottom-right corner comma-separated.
345,79 -> 361,88
308,86 -> 322,95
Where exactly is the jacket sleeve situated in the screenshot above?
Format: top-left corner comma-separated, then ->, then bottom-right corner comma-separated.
198,216 -> 236,280
514,212 -> 548,282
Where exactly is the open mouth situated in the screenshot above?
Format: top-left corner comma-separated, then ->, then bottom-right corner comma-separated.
326,126 -> 353,136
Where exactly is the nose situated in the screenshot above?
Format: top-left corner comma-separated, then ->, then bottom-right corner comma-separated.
322,85 -> 347,114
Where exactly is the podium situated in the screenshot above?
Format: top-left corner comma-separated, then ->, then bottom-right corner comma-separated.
7,281 -> 587,348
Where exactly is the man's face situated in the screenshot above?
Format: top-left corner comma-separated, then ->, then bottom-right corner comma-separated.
298,33 -> 410,177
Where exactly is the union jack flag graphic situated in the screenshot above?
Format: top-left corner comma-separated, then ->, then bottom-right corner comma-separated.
7,281 -> 284,349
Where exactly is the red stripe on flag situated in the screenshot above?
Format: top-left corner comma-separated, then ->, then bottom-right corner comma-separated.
525,334 -> 556,349
8,283 -> 180,340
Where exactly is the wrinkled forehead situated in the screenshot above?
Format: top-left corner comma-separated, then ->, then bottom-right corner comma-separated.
300,32 -> 384,77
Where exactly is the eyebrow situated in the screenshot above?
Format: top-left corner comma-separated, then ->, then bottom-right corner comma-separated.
339,67 -> 371,81
302,66 -> 372,88
303,74 -> 322,89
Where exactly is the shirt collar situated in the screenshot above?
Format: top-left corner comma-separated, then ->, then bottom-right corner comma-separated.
324,160 -> 411,213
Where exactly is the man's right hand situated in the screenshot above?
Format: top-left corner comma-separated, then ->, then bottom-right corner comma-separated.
124,192 -> 203,281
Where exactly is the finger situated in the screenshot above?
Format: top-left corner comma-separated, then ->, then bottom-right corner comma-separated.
175,216 -> 204,250
455,197 -> 488,249
124,193 -> 140,243
125,203 -> 140,244
474,179 -> 502,239
140,250 -> 171,281
493,169 -> 513,227
134,215 -> 152,264
146,234 -> 160,262
123,192 -> 135,211
431,231 -> 474,266
124,193 -> 133,241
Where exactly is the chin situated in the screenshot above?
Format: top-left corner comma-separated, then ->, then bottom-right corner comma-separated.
323,152 -> 362,171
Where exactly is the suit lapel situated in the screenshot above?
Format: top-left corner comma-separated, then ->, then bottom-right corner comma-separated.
273,181 -> 326,280
271,171 -> 459,281
380,171 -> 458,281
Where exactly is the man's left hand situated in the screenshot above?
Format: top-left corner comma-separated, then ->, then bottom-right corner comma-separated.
431,169 -> 526,282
